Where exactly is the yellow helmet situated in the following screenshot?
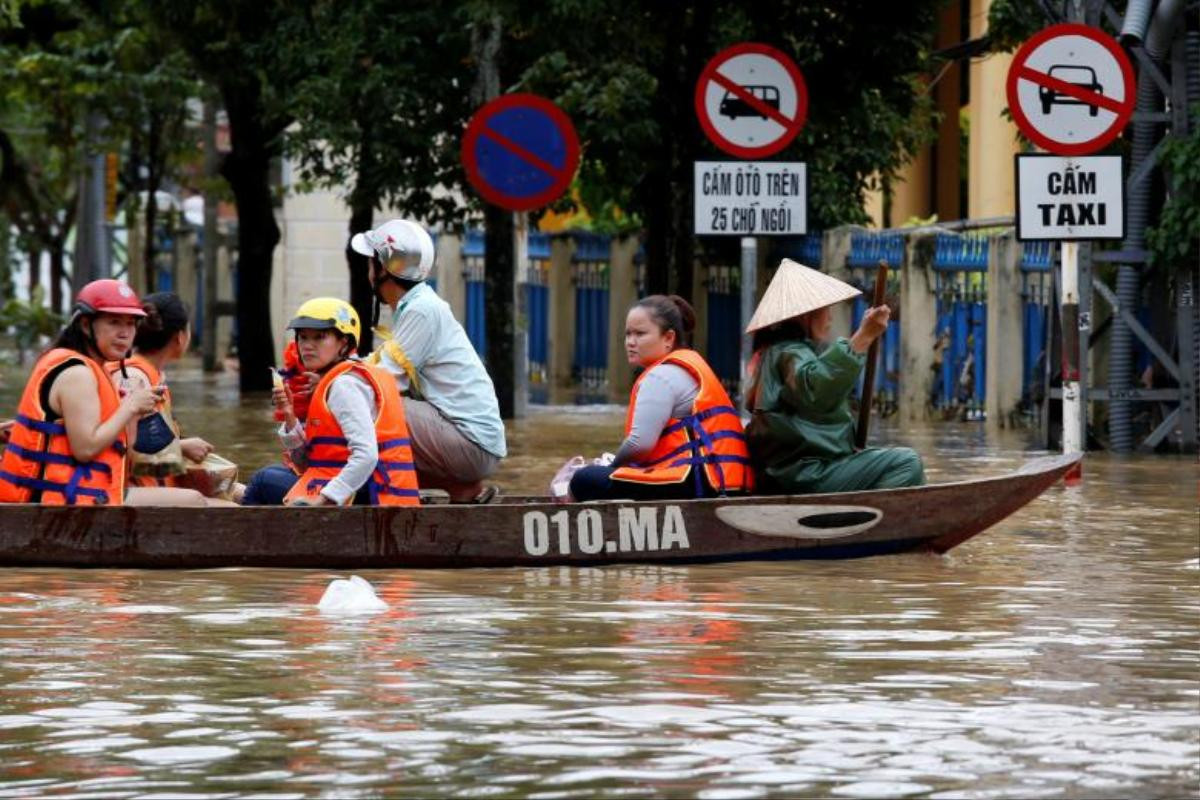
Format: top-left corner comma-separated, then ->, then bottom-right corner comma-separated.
287,297 -> 361,348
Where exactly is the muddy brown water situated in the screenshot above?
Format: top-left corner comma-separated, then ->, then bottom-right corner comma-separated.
0,362 -> 1196,797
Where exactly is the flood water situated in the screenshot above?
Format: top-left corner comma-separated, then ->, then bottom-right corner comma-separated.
0,362 -> 1197,798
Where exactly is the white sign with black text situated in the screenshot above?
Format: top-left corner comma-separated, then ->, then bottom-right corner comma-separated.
694,161 -> 807,236
1016,154 -> 1124,241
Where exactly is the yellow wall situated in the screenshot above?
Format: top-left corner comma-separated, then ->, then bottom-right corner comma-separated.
967,0 -> 1019,219
876,0 -> 1017,226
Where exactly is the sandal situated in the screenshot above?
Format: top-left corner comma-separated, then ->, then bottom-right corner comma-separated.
471,485 -> 500,504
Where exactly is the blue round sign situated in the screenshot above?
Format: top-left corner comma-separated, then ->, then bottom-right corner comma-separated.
462,93 -> 580,212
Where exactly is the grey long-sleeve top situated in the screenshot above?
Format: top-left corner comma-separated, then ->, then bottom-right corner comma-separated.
613,363 -> 699,467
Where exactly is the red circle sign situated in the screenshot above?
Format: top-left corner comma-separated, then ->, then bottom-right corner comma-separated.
1005,23 -> 1135,156
694,42 -> 809,159
461,93 -> 580,212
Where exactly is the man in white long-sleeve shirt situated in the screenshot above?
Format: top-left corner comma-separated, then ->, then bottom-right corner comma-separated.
351,219 -> 506,503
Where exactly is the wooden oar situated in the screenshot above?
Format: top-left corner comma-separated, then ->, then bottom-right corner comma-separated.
855,260 -> 889,450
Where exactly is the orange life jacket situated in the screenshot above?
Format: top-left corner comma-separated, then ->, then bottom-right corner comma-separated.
0,348 -> 127,505
105,354 -> 183,488
283,359 -> 420,506
610,349 -> 753,496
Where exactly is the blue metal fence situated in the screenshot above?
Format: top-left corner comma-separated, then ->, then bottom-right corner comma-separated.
847,258 -> 901,416
572,233 -> 610,402
462,230 -> 487,357
773,233 -> 824,266
932,233 -> 989,418
705,264 -> 742,399
848,231 -> 905,268
1019,241 -> 1054,404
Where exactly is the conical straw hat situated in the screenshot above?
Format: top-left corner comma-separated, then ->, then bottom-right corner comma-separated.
745,258 -> 861,333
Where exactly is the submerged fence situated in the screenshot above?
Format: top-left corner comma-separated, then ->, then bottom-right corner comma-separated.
443,227 -> 1067,421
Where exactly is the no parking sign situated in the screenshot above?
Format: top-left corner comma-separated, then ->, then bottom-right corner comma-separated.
462,94 -> 580,212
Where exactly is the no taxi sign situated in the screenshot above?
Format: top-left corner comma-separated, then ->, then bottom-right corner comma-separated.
1006,23 -> 1135,156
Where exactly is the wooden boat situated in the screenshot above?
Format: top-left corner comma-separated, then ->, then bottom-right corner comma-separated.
0,454 -> 1079,569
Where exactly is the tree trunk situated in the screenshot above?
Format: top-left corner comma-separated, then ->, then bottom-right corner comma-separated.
143,114 -> 162,295
484,204 -> 516,418
220,81 -> 282,392
346,125 -> 377,355
638,2 -> 711,303
27,247 -> 41,301
48,244 -> 66,313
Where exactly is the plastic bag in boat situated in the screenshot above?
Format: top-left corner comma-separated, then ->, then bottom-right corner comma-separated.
176,452 -> 239,499
549,456 -> 586,502
549,452 -> 616,502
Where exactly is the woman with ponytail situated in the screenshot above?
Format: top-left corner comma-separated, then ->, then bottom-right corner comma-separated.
110,292 -> 216,478
568,294 -> 753,502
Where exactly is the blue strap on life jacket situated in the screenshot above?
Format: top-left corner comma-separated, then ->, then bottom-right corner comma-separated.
0,470 -> 110,503
15,413 -> 67,436
1,443 -> 113,474
659,405 -> 740,437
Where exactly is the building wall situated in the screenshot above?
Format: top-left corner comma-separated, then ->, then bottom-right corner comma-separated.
877,0 -> 1017,228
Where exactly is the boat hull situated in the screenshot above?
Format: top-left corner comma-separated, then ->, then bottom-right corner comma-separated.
0,454 -> 1079,568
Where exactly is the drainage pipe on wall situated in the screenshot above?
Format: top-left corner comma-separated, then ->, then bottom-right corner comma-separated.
1111,0 -> 1185,451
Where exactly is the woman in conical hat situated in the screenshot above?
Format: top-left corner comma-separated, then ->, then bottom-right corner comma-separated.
744,259 -> 924,494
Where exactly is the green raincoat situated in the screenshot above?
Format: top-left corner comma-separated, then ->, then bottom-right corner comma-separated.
746,336 -> 925,494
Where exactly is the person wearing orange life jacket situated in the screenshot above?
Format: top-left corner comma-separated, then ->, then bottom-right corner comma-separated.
568,295 -> 754,502
104,292 -> 218,487
0,280 -> 210,507
242,297 -> 419,507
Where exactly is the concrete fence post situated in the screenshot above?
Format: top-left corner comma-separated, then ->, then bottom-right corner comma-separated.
549,235 -> 577,398
986,231 -> 1025,430
607,236 -> 639,401
435,234 -> 466,323
899,232 -> 938,423
822,226 -> 857,336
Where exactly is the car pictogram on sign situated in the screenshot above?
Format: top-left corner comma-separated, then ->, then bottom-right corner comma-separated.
1005,23 -> 1134,156
1040,65 -> 1103,116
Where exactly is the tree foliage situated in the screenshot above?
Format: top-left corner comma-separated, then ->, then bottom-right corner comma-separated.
516,0 -> 942,293
1147,111 -> 1200,269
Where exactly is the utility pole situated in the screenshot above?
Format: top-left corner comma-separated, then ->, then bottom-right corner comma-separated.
201,101 -> 220,372
73,111 -> 110,295
472,11 -> 525,419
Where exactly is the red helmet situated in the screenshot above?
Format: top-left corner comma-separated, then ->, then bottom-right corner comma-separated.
73,280 -> 146,318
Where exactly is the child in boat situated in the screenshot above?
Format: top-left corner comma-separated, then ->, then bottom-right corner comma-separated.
241,297 -> 419,507
0,280 -> 213,506
105,292 -> 218,486
568,295 -> 753,501
744,259 -> 925,494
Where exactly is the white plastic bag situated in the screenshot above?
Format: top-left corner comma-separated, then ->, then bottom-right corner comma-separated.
549,456 -> 587,502
317,575 -> 388,614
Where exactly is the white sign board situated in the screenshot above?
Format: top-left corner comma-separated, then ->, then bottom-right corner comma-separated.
694,161 -> 806,236
1016,154 -> 1124,241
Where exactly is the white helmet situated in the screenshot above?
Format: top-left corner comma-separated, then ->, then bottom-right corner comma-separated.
350,219 -> 435,282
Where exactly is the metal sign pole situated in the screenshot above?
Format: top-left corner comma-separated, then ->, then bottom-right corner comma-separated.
739,236 -> 757,410
1060,240 -> 1084,483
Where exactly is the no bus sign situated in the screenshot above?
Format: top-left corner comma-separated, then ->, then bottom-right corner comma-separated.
694,42 -> 809,159
1006,23 -> 1135,156
1016,154 -> 1124,241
